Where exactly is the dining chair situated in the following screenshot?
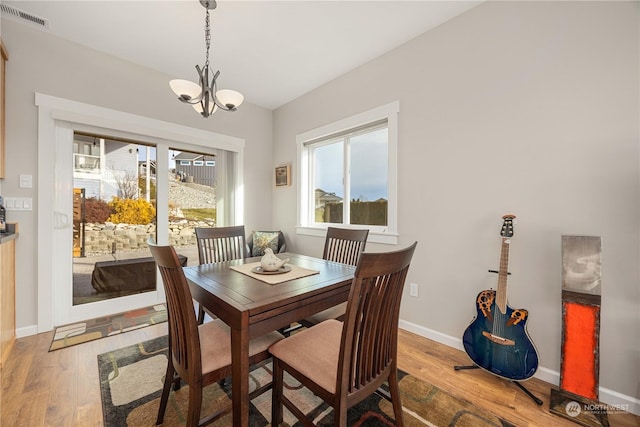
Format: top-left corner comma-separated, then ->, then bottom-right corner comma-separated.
148,239 -> 282,426
299,227 -> 369,328
195,225 -> 248,264
194,225 -> 248,324
269,241 -> 417,427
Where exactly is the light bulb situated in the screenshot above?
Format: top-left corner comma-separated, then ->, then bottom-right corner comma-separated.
193,99 -> 218,116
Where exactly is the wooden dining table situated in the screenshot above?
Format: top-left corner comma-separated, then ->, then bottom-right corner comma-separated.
183,252 -> 356,427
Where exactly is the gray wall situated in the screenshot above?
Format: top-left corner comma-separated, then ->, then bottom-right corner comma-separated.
272,2 -> 639,401
1,18 -> 274,330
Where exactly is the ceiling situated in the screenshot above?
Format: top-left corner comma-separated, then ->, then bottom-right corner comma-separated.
3,0 -> 481,110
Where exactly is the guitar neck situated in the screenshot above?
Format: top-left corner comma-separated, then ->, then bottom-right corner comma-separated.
496,237 -> 510,313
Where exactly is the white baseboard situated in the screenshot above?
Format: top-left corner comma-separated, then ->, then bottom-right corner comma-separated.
16,324 -> 39,338
398,319 -> 640,416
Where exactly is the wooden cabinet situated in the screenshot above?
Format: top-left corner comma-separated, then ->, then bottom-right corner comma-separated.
0,226 -> 17,368
0,40 -> 7,178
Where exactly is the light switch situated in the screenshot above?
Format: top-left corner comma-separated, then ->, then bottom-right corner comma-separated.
19,174 -> 33,189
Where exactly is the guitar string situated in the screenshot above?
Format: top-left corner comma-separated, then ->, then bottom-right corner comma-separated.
492,237 -> 510,339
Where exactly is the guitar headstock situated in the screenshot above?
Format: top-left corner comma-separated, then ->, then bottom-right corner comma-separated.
500,214 -> 516,238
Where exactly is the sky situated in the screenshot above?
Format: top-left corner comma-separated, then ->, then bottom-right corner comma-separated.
314,128 -> 388,201
136,147 -> 179,169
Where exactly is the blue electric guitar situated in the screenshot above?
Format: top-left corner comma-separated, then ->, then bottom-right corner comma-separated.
462,215 -> 538,381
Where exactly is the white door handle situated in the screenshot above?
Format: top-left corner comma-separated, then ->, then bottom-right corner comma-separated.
54,210 -> 70,229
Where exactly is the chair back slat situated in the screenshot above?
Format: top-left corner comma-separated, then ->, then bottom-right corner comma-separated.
195,226 -> 248,264
338,242 -> 417,395
322,227 -> 369,266
148,240 -> 202,383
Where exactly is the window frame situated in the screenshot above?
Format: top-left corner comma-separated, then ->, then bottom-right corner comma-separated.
296,101 -> 399,245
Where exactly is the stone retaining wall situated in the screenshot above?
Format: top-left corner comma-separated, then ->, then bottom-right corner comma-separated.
82,220 -> 216,256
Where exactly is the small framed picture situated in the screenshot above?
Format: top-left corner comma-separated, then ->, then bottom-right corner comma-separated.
275,164 -> 291,187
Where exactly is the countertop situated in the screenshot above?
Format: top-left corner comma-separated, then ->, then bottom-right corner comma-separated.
0,223 -> 18,244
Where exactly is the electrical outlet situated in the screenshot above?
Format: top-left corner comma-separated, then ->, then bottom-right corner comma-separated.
19,174 -> 33,189
409,283 -> 419,297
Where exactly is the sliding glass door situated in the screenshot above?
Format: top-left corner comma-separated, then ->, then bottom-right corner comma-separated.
37,93 -> 245,331
72,133 -> 159,306
51,129 -> 238,326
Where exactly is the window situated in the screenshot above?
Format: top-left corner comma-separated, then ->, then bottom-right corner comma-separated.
205,160 -> 215,166
179,160 -> 191,166
311,123 -> 387,225
297,102 -> 399,244
193,160 -> 204,166
73,135 -> 101,173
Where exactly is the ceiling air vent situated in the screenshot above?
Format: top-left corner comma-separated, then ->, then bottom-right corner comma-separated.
0,3 -> 49,29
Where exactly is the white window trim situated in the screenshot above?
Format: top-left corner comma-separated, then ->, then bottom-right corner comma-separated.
296,101 -> 399,245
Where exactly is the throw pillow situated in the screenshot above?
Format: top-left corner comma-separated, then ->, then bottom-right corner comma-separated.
252,231 -> 280,257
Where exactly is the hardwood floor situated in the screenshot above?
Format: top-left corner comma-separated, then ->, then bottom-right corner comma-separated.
396,329 -> 638,427
1,324 -> 638,426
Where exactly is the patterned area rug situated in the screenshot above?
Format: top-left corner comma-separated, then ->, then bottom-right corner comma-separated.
98,335 -> 515,426
49,304 -> 167,351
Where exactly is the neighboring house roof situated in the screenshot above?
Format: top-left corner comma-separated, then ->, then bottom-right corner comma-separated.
315,189 -> 343,202
173,152 -> 216,161
173,152 -> 200,161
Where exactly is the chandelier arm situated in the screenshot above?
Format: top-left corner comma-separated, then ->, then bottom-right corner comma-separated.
213,99 -> 234,111
209,70 -> 233,111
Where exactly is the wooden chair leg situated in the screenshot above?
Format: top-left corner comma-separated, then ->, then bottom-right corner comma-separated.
197,304 -> 205,325
271,359 -> 284,427
186,382 -> 203,427
156,362 -> 175,425
334,406 -> 348,427
388,369 -> 404,427
172,375 -> 182,391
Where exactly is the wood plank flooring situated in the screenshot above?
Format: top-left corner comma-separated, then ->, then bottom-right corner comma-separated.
1,324 -> 638,426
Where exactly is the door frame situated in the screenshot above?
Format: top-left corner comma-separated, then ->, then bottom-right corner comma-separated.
36,93 -> 245,332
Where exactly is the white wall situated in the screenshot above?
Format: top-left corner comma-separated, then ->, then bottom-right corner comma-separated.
273,1 -> 639,404
1,19 -> 274,330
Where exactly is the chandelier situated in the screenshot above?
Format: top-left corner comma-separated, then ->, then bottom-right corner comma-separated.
169,0 -> 243,118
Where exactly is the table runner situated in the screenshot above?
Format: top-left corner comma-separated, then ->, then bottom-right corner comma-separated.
230,261 -> 319,285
